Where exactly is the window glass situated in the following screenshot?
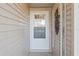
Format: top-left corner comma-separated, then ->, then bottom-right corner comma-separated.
34,14 -> 46,39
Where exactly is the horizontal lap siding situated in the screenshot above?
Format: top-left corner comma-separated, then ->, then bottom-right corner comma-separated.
0,3 -> 29,56
65,3 -> 74,56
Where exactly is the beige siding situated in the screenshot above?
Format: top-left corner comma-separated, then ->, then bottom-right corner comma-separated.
52,4 -> 61,56
0,3 -> 29,56
52,3 -> 74,56
65,3 -> 74,56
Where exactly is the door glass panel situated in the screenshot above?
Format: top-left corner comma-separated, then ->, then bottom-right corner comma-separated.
34,14 -> 46,26
34,27 -> 46,38
33,14 -> 46,39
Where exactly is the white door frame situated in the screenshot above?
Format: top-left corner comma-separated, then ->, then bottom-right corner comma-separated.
30,8 -> 52,52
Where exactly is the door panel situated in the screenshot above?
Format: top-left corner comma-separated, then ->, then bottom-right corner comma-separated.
30,10 -> 50,52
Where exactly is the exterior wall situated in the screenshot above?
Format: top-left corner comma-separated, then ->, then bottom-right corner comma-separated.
52,4 -> 62,56
51,3 -> 75,56
64,3 -> 74,56
52,3 -> 74,56
0,3 -> 29,56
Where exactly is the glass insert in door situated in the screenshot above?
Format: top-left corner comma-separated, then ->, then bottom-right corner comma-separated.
34,27 -> 46,38
33,14 -> 46,39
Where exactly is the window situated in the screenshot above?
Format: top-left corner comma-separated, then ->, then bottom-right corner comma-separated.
34,14 -> 46,39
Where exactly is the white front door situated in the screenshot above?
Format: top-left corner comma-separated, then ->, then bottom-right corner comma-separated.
30,11 -> 50,52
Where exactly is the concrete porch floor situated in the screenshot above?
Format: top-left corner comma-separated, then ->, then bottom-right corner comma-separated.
28,52 -> 53,56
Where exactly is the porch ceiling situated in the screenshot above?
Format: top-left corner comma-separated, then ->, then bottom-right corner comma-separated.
29,3 -> 54,8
